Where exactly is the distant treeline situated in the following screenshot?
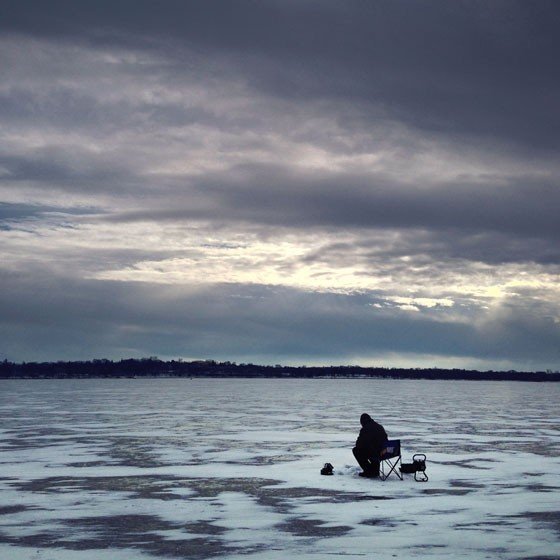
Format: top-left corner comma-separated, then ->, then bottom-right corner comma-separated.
1,358 -> 559,381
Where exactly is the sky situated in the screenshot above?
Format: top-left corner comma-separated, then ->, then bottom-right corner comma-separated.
1,0 -> 559,371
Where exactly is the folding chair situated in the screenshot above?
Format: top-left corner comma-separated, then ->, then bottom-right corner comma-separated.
379,439 -> 402,481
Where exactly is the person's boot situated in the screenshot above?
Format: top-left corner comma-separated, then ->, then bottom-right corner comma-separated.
359,471 -> 378,478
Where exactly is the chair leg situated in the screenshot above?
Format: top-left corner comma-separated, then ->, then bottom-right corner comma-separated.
415,469 -> 428,482
380,456 -> 403,481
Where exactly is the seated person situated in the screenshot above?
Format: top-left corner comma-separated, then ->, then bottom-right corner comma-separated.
352,413 -> 388,478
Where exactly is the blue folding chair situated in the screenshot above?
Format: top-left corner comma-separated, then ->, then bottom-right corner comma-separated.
380,439 -> 402,481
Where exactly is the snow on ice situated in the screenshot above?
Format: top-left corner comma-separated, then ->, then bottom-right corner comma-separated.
1,378 -> 559,559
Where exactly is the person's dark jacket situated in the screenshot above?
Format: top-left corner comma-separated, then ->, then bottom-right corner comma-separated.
355,417 -> 388,457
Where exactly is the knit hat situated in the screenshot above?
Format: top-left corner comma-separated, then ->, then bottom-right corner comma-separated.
360,413 -> 372,426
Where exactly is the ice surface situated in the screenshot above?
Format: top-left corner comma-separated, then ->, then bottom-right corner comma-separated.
1,378 -> 559,559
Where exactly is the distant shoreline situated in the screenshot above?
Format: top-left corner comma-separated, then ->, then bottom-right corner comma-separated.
1,359 -> 559,382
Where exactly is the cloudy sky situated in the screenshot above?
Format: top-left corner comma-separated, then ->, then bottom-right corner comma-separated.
1,1 -> 559,370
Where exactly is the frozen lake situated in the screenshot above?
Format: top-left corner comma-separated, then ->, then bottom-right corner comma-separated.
1,378 -> 559,559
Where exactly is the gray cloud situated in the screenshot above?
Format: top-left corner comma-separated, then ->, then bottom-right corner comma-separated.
1,267 -> 558,370
202,168 -> 560,238
3,1 -> 560,150
0,202 -> 55,221
0,151 -> 148,196
298,230 -> 560,271
101,165 -> 560,261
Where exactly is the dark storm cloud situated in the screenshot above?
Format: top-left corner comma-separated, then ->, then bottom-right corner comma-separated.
0,202 -> 53,221
196,166 -> 560,240
1,267 -> 558,368
103,164 -> 560,263
0,151 -> 147,194
3,0 -> 560,150
0,202 -> 99,225
299,230 -> 560,269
